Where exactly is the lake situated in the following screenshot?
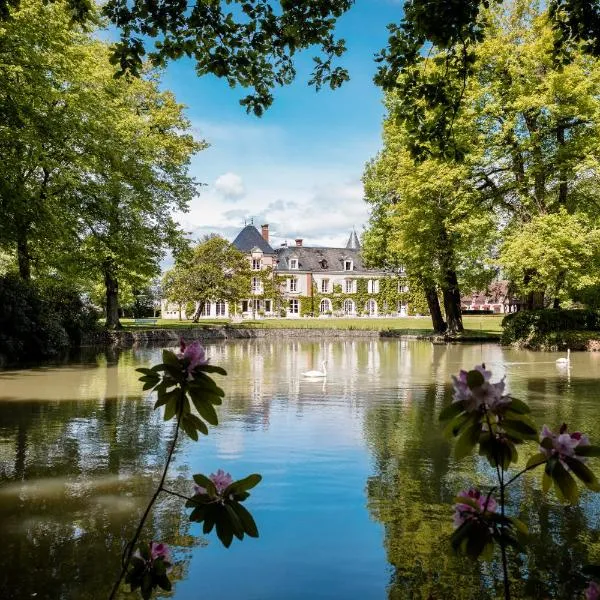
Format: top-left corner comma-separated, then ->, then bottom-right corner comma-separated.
1,339 -> 600,599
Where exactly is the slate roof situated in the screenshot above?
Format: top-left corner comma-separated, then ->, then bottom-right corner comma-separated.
461,281 -> 511,305
275,246 -> 384,274
346,230 -> 361,249
232,225 -> 275,254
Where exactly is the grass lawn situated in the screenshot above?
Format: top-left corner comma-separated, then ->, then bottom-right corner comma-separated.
119,315 -> 503,337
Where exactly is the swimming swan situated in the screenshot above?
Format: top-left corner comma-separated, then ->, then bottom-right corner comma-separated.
302,361 -> 327,377
556,349 -> 570,365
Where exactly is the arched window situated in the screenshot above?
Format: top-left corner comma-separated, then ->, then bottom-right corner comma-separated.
366,299 -> 377,316
320,298 -> 331,313
343,299 -> 355,315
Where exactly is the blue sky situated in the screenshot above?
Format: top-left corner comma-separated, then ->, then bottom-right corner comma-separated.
158,0 -> 403,249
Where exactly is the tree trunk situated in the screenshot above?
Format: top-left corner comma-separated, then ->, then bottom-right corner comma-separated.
557,123 -> 568,206
442,268 -> 464,334
17,234 -> 31,280
192,301 -> 204,322
104,262 -> 122,330
424,283 -> 447,334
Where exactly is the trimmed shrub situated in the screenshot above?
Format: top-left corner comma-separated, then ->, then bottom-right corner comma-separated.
501,309 -> 600,347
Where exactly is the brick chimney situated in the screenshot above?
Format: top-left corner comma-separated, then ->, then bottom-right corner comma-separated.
261,224 -> 269,243
295,238 -> 303,247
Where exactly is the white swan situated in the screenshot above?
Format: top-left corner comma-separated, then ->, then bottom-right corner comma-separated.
302,361 -> 327,377
556,348 -> 571,365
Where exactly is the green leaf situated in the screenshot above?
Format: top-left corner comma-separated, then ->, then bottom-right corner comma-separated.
454,421 -> 481,460
525,452 -> 547,469
501,419 -> 538,440
163,397 -> 179,421
443,411 -> 471,438
228,473 -> 262,493
216,515 -> 234,548
181,415 -> 199,441
193,398 -> 219,426
542,470 -> 552,493
156,574 -> 172,591
162,349 -> 181,367
549,459 -> 579,503
439,401 -> 466,422
575,445 -> 600,457
186,413 -> 209,435
564,456 -> 600,491
507,397 -> 530,414
197,364 -> 227,376
231,502 -> 259,537
193,474 -> 217,495
225,504 -> 245,540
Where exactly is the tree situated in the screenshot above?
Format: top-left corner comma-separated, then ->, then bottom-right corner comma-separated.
162,236 -> 251,322
363,88 -> 496,334
0,0 -> 202,330
499,210 -> 600,309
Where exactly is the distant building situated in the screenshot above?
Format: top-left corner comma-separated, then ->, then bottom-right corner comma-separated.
162,223 -> 412,319
461,281 -> 517,314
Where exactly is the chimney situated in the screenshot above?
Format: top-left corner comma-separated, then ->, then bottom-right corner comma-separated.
261,224 -> 269,243
295,238 -> 303,247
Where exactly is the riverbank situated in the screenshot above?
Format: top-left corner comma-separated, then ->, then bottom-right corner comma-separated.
81,324 -> 500,347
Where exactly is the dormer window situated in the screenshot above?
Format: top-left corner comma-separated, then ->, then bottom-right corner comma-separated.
252,259 -> 261,270
344,260 -> 353,271
290,258 -> 298,270
319,259 -> 328,269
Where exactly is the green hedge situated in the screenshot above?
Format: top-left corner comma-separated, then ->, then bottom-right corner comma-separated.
501,309 -> 600,347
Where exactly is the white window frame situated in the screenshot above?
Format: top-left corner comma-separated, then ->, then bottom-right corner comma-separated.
289,299 -> 299,314
289,258 -> 299,270
289,278 -> 298,292
321,279 -> 329,293
215,300 -> 226,316
343,299 -> 355,315
252,258 -> 261,271
251,277 -> 261,293
344,260 -> 353,271
366,299 -> 377,316
320,298 -> 331,313
345,279 -> 355,294
265,299 -> 272,313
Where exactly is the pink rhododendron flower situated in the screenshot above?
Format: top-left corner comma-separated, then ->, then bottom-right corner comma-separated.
178,339 -> 208,373
451,364 -> 510,413
193,469 -> 233,496
585,581 -> 600,600
150,541 -> 171,563
540,423 -> 589,461
453,488 -> 497,528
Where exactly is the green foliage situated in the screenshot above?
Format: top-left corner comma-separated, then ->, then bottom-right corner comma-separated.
0,274 -> 99,363
186,473 -> 262,548
162,236 -> 251,318
501,309 -> 600,346
125,543 -> 172,600
101,0 -> 353,115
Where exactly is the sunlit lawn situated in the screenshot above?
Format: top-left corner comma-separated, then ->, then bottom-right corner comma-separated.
119,315 -> 503,337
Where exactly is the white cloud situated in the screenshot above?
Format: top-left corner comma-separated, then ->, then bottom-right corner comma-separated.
214,172 -> 245,201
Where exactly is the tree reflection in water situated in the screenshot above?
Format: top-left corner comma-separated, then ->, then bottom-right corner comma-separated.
0,347 -> 198,600
364,345 -> 600,600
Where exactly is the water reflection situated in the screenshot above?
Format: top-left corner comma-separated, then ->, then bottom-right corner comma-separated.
2,340 -> 600,599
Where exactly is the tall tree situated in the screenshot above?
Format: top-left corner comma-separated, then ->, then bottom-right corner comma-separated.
162,235 -> 251,322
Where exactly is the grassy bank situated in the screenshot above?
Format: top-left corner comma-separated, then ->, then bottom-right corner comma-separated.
118,315 -> 503,338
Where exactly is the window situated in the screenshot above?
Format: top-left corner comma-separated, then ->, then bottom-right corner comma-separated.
398,282 -> 409,293
289,278 -> 298,292
368,279 -> 380,293
321,279 -> 329,293
366,299 -> 377,316
345,279 -> 355,294
252,259 -> 261,270
344,260 -> 353,271
215,301 -> 226,316
265,300 -> 272,313
252,277 -> 261,293
399,264 -> 406,274
289,299 -> 299,314
320,298 -> 331,313
397,301 -> 408,316
290,258 -> 298,269
343,299 -> 355,315
242,300 -> 249,313
200,302 -> 211,316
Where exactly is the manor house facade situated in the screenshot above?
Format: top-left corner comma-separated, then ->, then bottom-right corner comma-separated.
161,223 -> 411,319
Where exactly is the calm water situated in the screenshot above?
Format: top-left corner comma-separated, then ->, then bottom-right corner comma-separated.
2,340 -> 600,600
